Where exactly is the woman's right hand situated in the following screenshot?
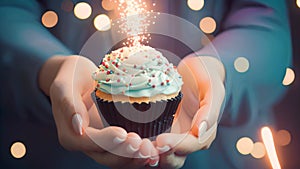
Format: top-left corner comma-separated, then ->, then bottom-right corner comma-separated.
39,55 -> 159,169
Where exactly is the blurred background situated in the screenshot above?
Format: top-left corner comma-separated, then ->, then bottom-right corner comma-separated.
3,0 -> 300,169
273,1 -> 300,168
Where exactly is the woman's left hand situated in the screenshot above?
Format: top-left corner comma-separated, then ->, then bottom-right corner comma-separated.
154,56 -> 225,169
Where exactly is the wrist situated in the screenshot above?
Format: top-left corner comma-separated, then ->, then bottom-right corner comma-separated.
38,55 -> 67,96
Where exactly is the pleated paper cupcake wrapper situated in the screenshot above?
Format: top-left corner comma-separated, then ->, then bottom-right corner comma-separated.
94,92 -> 182,139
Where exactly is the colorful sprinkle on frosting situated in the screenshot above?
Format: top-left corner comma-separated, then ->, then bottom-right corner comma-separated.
92,46 -> 183,97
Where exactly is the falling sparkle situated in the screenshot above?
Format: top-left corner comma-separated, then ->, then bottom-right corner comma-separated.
115,0 -> 156,47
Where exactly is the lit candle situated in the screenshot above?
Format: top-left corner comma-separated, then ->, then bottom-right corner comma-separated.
261,127 -> 281,169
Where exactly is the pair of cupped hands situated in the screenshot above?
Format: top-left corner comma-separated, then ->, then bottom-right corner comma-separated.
39,54 -> 225,169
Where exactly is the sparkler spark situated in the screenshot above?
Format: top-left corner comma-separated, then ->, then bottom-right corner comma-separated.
261,127 -> 282,169
114,0 -> 156,46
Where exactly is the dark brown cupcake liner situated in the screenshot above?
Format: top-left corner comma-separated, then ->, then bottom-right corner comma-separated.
94,92 -> 182,138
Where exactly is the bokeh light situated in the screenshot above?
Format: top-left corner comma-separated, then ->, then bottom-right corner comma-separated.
41,11 -> 58,28
234,57 -> 250,73
251,142 -> 266,159
94,14 -> 111,31
74,2 -> 92,19
10,142 -> 26,159
275,129 -> 291,146
61,0 -> 74,12
282,68 -> 295,86
199,17 -> 216,34
102,0 -> 118,11
236,137 -> 254,155
297,0 -> 300,8
187,0 -> 205,11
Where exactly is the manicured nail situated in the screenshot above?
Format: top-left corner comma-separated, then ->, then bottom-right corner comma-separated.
198,121 -> 208,144
113,137 -> 126,144
156,145 -> 171,153
72,113 -> 83,135
138,152 -> 150,159
149,159 -> 159,167
127,144 -> 139,153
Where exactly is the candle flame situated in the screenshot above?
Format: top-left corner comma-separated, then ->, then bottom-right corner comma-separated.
114,0 -> 156,47
261,127 -> 281,169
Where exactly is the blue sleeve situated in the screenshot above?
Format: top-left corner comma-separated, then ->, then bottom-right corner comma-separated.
0,0 -> 72,122
197,0 -> 292,125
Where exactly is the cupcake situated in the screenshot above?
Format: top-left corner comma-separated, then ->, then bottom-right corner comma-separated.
92,45 -> 183,138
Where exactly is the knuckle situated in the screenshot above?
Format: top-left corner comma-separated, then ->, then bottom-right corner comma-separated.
156,133 -> 169,146
110,126 -> 127,137
155,134 -> 164,145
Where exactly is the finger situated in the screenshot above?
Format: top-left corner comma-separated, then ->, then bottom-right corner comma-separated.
126,133 -> 142,155
149,143 -> 159,167
56,126 -> 102,152
131,139 -> 156,168
85,126 -> 127,152
177,57 -> 201,116
138,139 -> 153,159
54,56 -> 94,133
111,136 -> 155,169
50,94 -> 98,151
190,80 -> 224,138
177,55 -> 210,101
82,88 -> 95,111
71,56 -> 97,95
184,57 -> 225,139
155,133 -> 188,169
87,104 -> 103,129
71,94 -> 90,134
109,132 -> 142,158
156,133 -> 199,155
200,123 -> 217,148
51,82 -> 90,135
72,113 -> 83,135
85,133 -> 146,169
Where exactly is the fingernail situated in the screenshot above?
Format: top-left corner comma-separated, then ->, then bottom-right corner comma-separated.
198,121 -> 208,144
72,113 -> 83,135
156,145 -> 171,153
113,136 -> 126,144
127,144 -> 139,153
149,159 -> 159,167
138,152 -> 150,159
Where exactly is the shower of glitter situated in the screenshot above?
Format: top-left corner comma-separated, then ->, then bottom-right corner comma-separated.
114,0 -> 157,47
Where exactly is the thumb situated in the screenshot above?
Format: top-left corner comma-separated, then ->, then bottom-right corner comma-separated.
180,56 -> 225,143
190,80 -> 224,143
71,93 -> 90,135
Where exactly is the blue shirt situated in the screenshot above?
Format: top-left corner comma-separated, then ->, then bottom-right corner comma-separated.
0,0 -> 291,168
